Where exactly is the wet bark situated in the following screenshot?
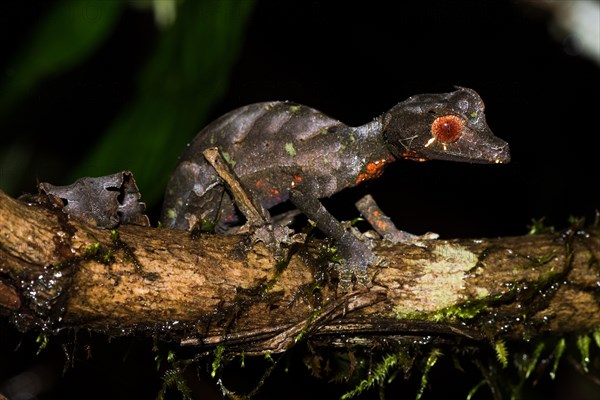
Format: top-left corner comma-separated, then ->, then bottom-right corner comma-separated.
0,190 -> 598,355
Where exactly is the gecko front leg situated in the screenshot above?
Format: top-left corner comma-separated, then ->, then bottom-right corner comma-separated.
289,187 -> 380,289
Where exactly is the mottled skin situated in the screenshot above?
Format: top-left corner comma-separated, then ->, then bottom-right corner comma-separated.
161,87 -> 510,283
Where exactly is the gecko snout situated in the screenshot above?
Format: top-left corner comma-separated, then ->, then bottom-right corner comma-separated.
492,143 -> 511,164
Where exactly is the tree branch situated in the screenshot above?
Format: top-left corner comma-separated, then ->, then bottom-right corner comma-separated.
1,190 -> 598,355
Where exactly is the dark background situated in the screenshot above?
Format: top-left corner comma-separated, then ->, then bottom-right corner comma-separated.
0,1 -> 599,399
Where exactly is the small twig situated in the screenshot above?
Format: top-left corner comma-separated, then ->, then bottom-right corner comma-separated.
202,147 -> 271,227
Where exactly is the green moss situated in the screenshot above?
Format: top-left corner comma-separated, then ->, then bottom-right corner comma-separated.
167,349 -> 176,363
427,297 -> 491,322
154,349 -> 176,372
341,351 -> 412,399
81,239 -> 115,265
416,348 -> 442,400
550,338 -> 566,379
102,249 -> 114,264
322,244 -> 342,264
52,263 -> 64,272
35,332 -> 49,355
263,252 -> 293,293
494,340 -> 508,368
221,151 -> 236,168
466,380 -> 486,400
211,345 -> 225,378
273,258 -> 289,276
165,208 -> 177,220
527,217 -> 554,235
264,351 -> 274,363
349,217 -> 364,226
398,255 -> 566,331
535,251 -> 557,266
84,242 -> 101,256
524,342 -> 545,380
157,367 -> 192,400
191,218 -> 216,237
576,334 -> 590,373
294,309 -> 323,343
284,142 -> 297,157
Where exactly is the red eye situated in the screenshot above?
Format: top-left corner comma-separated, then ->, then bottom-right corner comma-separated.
431,115 -> 464,143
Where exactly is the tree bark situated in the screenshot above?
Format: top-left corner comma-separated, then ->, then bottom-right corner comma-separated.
0,190 -> 598,355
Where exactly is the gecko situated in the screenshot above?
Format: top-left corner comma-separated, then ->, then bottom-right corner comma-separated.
161,87 -> 510,284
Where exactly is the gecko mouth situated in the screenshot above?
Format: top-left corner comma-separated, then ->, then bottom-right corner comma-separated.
492,144 -> 511,164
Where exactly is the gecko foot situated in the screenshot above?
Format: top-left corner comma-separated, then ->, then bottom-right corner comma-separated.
354,194 -> 438,247
384,230 -> 439,247
334,231 -> 381,291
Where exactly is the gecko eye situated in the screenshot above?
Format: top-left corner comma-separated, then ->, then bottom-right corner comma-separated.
431,115 -> 464,143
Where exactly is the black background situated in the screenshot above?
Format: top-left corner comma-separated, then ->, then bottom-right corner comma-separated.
1,1 -> 599,399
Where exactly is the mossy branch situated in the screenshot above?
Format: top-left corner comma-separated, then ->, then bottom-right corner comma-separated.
0,190 -> 599,355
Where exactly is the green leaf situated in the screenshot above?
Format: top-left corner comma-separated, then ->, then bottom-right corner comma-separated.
71,0 -> 256,208
0,0 -> 123,114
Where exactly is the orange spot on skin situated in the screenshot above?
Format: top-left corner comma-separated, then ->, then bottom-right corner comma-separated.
256,178 -> 280,197
355,157 -> 390,185
290,175 -> 303,188
400,150 -> 428,162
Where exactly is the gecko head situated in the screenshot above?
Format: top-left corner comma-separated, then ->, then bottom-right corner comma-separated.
382,87 -> 510,164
